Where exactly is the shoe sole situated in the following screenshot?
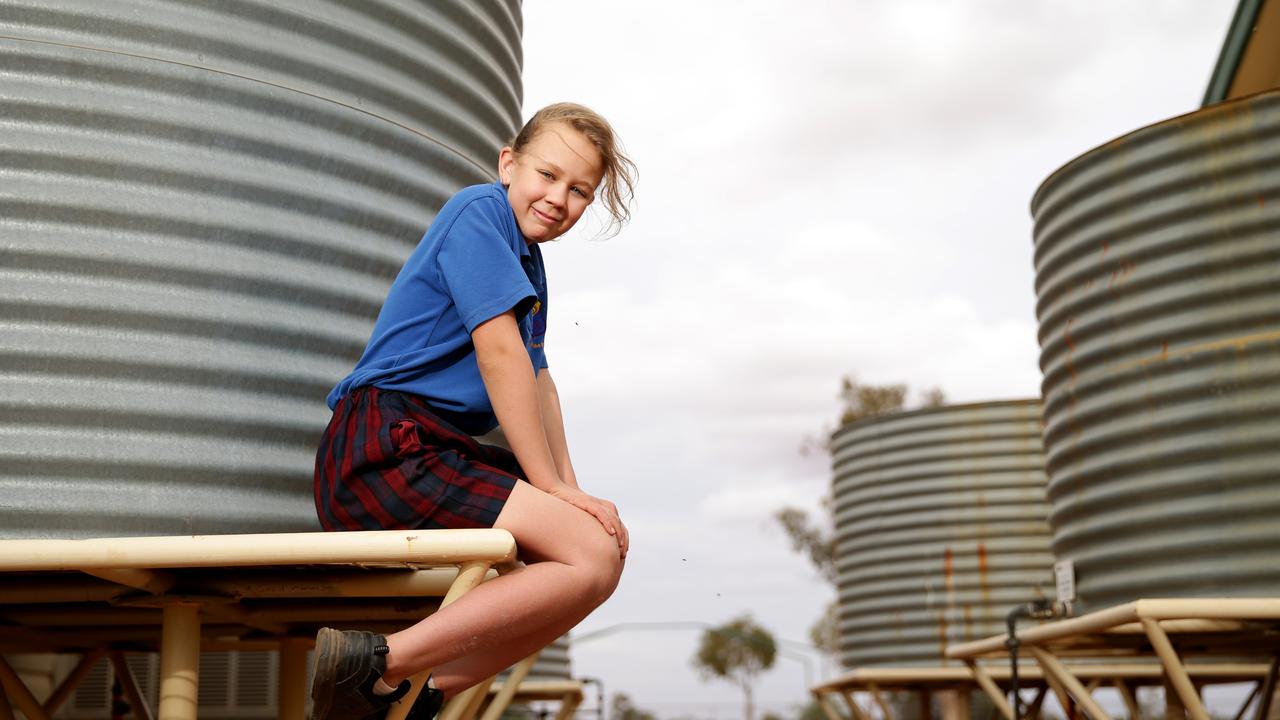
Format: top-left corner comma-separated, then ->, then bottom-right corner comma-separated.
309,627 -> 343,720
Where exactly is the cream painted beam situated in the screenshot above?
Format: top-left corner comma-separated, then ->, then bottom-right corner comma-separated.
1114,680 -> 1140,720
0,529 -> 516,571
814,692 -> 844,720
386,560 -> 494,720
553,691 -> 583,720
965,661 -> 1015,720
949,599 -> 1280,661
1255,657 -> 1280,720
158,603 -> 201,720
1027,686 -> 1049,720
2,580 -> 128,604
840,690 -> 872,720
439,684 -> 482,720
1232,682 -> 1261,720
200,567 -> 493,599
1029,646 -> 1113,720
278,638 -> 310,720
110,652 -> 155,720
1042,670 -> 1073,720
83,568 -> 176,594
486,680 -> 584,705
1141,618 -> 1210,720
0,683 -> 13,720
1138,599 -> 1280,622
456,676 -> 497,720
42,649 -> 105,714
0,655 -> 49,720
948,604 -> 1141,659
866,683 -> 893,720
480,652 -> 540,720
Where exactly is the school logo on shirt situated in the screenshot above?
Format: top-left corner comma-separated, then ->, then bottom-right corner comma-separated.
530,298 -> 546,346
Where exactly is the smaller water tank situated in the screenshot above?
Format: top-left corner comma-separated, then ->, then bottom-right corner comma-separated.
832,400 -> 1055,668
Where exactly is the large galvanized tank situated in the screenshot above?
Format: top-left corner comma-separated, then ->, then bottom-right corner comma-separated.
1032,89 -> 1280,612
492,635 -> 572,686
832,400 -> 1055,668
525,635 -> 572,681
0,2 -> 522,537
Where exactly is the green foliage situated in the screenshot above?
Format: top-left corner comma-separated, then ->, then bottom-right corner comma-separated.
919,386 -> 947,407
773,506 -> 836,584
806,600 -> 840,654
839,376 -> 907,425
802,378 -> 946,455
838,375 -> 947,426
693,615 -> 778,720
610,693 -> 656,720
694,615 -> 777,678
797,700 -> 838,720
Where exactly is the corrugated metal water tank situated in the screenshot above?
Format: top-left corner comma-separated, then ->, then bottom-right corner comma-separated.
831,400 -> 1055,668
509,635 -> 572,682
1032,89 -> 1280,612
0,1 -> 523,537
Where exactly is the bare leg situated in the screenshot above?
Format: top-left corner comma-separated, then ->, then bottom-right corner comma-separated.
380,482 -> 624,697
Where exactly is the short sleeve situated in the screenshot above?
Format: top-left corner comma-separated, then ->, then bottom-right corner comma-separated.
436,200 -> 536,333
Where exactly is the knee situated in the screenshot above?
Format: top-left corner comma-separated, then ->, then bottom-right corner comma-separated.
580,532 -> 624,602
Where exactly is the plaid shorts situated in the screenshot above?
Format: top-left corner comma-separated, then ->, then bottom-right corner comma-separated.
313,386 -> 522,531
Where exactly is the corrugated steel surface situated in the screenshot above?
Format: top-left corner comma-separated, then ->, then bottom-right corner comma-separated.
831,400 -> 1055,668
1032,89 -> 1280,613
519,635 -> 572,682
0,1 -> 523,537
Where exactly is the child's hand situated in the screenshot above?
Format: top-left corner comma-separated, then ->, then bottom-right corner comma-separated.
549,485 -> 629,559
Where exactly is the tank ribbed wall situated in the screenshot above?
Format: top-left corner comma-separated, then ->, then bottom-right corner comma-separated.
832,400 -> 1055,668
522,635 -> 572,682
1032,89 -> 1280,612
0,1 -> 523,538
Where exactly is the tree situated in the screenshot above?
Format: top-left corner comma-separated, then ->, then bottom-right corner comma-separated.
773,504 -> 835,584
611,693 -> 656,720
692,615 -> 778,720
773,502 -> 839,655
838,376 -> 907,425
782,378 -> 949,657
919,386 -> 946,408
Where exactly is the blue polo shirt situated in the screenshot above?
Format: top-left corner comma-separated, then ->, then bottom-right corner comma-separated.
328,181 -> 548,435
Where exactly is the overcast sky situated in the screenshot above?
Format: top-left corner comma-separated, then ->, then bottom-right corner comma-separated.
519,3 -> 1237,717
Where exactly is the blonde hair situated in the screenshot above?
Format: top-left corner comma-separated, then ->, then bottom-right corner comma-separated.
511,102 -> 637,236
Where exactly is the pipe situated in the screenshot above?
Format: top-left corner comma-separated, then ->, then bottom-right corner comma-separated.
1005,598 -> 1069,720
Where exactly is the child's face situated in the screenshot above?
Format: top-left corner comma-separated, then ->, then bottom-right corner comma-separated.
499,123 -> 604,244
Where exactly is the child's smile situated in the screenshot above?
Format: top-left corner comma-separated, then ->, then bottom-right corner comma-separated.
499,123 -> 605,244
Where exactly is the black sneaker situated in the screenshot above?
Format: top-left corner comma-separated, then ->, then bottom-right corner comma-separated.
309,628 -> 409,720
405,687 -> 444,720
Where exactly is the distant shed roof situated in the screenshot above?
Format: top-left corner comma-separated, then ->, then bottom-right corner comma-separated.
1204,0 -> 1280,105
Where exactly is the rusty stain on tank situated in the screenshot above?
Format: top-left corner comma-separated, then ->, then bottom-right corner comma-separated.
977,541 -> 994,630
937,610 -> 949,662
1063,318 -> 1078,386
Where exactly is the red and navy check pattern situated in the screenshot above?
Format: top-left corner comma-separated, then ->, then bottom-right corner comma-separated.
314,386 -> 520,531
